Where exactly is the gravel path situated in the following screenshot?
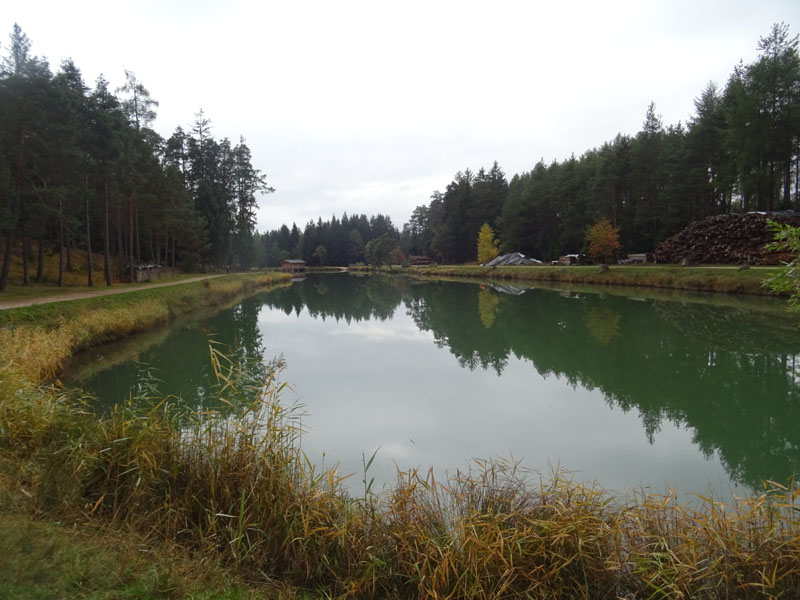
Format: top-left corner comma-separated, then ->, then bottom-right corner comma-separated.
0,275 -> 224,311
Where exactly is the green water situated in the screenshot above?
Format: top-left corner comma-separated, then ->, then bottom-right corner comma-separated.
69,273 -> 800,498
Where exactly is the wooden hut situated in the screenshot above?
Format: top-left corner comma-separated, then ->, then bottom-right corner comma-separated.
281,259 -> 307,273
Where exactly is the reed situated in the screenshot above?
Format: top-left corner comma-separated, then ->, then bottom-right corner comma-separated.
2,275 -> 799,598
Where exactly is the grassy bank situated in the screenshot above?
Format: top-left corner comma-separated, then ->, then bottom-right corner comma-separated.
1,272 -> 799,598
0,508 -> 287,599
0,272 -> 291,384
355,264 -> 786,297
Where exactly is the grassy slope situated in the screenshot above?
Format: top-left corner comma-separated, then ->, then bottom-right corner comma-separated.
0,273 -> 291,384
396,263 -> 785,296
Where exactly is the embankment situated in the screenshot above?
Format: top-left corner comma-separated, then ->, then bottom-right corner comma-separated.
0,272 -> 291,384
373,263 -> 785,296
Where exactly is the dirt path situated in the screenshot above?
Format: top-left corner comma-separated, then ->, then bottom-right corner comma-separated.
0,275 -> 224,311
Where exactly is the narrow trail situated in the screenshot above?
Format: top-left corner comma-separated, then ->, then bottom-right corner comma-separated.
0,275 -> 224,311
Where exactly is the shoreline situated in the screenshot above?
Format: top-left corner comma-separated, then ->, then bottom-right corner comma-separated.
347,263 -> 786,298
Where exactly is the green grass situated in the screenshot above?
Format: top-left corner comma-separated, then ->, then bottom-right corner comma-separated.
396,263 -> 785,296
0,272 -> 212,303
0,509 -> 301,599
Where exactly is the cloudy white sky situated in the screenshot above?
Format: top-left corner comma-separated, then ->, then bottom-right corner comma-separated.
4,1 -> 799,232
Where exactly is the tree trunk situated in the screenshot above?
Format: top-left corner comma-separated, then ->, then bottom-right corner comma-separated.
36,236 -> 44,282
58,196 -> 64,287
116,193 -> 124,279
22,231 -> 29,284
135,202 -> 141,265
103,175 -> 112,287
86,174 -> 93,287
65,197 -> 73,272
0,230 -> 15,292
0,125 -> 25,292
128,197 -> 135,283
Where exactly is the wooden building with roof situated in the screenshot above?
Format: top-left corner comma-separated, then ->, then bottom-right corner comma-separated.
281,259 -> 307,273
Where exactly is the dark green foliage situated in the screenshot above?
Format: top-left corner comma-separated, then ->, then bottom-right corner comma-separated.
0,25 -> 273,289
256,212 -> 400,267
364,233 -> 398,267
402,23 -> 800,264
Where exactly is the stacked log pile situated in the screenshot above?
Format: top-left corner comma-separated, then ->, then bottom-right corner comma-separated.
653,212 -> 800,265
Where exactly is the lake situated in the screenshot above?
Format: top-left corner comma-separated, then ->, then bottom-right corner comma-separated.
68,273 -> 800,500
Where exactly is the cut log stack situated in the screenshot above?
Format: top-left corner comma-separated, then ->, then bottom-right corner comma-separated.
653,212 -> 800,265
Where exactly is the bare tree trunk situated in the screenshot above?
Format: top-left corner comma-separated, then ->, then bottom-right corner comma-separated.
116,193 -> 124,279
36,236 -> 44,282
103,175 -> 112,287
58,196 -> 64,287
0,125 -> 25,292
22,231 -> 29,284
128,197 -> 135,283
135,203 -> 141,264
65,197 -> 73,272
86,174 -> 93,286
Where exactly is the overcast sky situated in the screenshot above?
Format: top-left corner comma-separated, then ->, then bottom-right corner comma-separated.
4,1 -> 799,232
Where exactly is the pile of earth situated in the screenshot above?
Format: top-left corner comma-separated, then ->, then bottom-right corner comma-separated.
653,211 -> 800,265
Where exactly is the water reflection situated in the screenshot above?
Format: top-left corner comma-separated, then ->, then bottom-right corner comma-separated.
73,294 -> 274,413
74,273 -> 800,491
260,275 -> 800,489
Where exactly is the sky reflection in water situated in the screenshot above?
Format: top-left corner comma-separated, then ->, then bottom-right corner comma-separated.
74,274 -> 800,500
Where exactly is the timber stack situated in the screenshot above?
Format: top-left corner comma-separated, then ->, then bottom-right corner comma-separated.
653,212 -> 800,265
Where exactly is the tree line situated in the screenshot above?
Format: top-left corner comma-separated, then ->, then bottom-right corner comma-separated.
258,24 -> 800,268
400,23 -> 800,264
0,24 -> 272,290
255,212 -> 402,268
4,23 -> 798,280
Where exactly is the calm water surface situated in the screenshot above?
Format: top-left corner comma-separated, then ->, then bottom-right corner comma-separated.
69,273 -> 800,499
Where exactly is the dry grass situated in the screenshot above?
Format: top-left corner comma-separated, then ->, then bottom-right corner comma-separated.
0,272 -> 290,384
1,273 -> 799,598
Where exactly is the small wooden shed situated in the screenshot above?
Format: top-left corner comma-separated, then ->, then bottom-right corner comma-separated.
281,259 -> 307,273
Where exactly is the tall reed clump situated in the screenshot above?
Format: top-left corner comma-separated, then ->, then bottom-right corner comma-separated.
0,347 -> 376,591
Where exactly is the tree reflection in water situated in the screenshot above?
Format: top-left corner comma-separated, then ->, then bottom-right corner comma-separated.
262,275 -> 800,489
77,273 -> 800,491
